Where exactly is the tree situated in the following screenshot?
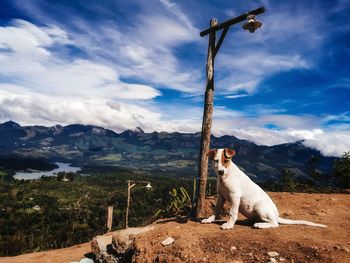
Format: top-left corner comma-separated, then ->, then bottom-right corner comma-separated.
0,169 -> 13,182
281,168 -> 296,192
333,152 -> 350,188
0,170 -> 7,181
306,155 -> 323,182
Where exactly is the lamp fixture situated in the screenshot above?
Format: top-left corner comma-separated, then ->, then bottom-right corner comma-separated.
242,14 -> 262,33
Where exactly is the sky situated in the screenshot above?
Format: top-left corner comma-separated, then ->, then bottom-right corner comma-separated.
0,0 -> 349,157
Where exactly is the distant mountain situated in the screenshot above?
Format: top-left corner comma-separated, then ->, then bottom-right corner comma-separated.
0,121 -> 336,182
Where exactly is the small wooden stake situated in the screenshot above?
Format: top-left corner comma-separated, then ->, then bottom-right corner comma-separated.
107,206 -> 113,232
195,18 -> 218,218
126,180 -> 131,228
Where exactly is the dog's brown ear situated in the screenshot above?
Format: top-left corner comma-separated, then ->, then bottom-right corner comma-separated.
224,148 -> 236,159
207,149 -> 217,160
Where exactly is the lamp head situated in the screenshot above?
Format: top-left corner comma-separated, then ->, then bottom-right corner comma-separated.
243,14 -> 262,33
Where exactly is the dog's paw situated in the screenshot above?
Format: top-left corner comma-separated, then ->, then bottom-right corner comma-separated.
201,215 -> 215,224
253,223 -> 263,228
220,222 -> 234,230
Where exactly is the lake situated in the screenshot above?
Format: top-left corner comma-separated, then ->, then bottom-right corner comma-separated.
14,162 -> 81,180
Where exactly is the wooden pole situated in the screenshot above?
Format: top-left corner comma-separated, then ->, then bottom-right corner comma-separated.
125,180 -> 130,228
195,18 -> 217,218
107,206 -> 113,232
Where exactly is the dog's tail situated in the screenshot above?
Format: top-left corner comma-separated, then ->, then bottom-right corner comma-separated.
278,217 -> 327,228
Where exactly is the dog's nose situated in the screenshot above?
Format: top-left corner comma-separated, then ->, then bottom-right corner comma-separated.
218,170 -> 225,176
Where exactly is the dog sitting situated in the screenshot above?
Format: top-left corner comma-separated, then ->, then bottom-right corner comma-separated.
201,148 -> 326,230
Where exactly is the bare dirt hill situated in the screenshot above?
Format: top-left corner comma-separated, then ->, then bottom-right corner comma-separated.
134,192 -> 350,263
1,192 -> 349,263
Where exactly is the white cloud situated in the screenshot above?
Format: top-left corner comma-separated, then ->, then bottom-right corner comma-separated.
212,125 -> 349,157
69,19 -> 200,92
0,20 -> 160,100
0,85 -> 159,130
158,0 -> 195,30
216,52 -> 309,94
0,84 -> 201,134
323,111 -> 350,123
303,132 -> 350,157
35,1 -> 202,93
210,109 -> 349,156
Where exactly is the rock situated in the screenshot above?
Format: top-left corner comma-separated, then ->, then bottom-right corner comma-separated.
161,237 -> 175,246
269,258 -> 277,263
268,251 -> 280,257
79,259 -> 94,263
91,233 -> 116,263
333,245 -> 350,253
230,246 -> 237,252
112,226 -> 154,254
280,257 -> 286,262
91,226 -> 155,263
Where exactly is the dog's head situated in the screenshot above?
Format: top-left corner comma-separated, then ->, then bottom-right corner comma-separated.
207,148 -> 236,176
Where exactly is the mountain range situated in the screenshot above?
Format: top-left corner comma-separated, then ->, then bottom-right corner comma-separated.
0,121 -> 336,182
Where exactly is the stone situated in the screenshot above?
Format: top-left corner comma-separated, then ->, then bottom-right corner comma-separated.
91,233 -> 116,263
268,251 -> 280,257
91,235 -> 113,255
269,258 -> 277,263
91,226 -> 155,263
230,246 -> 237,252
161,237 -> 175,246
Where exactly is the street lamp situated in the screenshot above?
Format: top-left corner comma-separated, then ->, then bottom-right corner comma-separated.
195,7 -> 265,218
125,180 -> 152,228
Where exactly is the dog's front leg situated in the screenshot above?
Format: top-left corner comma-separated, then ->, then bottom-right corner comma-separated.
221,194 -> 240,230
201,193 -> 224,224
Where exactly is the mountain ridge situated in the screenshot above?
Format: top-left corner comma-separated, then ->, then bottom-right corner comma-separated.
0,121 -> 336,182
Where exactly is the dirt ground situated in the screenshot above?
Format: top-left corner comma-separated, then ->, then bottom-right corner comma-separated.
0,192 -> 349,263
0,242 -> 91,263
134,192 -> 350,263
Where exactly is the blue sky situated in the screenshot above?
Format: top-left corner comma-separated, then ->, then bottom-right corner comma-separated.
0,0 -> 349,156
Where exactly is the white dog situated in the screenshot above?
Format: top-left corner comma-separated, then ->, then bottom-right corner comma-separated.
201,148 -> 326,230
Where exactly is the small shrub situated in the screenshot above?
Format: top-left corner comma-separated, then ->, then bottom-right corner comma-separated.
154,186 -> 192,219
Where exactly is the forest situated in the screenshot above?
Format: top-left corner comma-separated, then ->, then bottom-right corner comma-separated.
0,169 -> 195,256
